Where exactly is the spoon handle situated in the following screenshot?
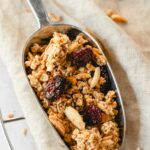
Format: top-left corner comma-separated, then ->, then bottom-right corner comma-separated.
27,0 -> 50,28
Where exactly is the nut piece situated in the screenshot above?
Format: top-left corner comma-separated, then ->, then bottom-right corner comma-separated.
22,128 -> 28,136
106,9 -> 114,17
48,12 -> 62,22
65,106 -> 85,130
7,113 -> 14,119
90,67 -> 100,88
111,14 -> 127,23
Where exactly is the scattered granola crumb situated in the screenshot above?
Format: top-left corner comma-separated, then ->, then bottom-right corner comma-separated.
22,128 -> 28,136
111,14 -> 127,23
106,9 -> 114,17
48,12 -> 62,22
136,147 -> 143,150
7,113 -> 14,119
106,9 -> 127,24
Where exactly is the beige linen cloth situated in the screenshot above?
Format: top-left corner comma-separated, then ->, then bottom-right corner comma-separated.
0,0 -> 150,150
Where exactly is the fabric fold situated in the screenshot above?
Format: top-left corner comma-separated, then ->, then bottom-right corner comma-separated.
0,0 -> 149,149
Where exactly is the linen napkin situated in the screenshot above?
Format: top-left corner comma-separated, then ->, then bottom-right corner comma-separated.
0,0 -> 150,150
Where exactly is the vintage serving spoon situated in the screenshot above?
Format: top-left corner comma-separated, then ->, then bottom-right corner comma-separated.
23,0 -> 126,149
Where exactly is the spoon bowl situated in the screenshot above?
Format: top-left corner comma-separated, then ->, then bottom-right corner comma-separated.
22,0 -> 126,149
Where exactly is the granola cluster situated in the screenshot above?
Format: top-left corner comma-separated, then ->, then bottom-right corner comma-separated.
25,32 -> 120,150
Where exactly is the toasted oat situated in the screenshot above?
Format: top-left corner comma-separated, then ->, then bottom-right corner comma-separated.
76,73 -> 91,80
72,128 -> 102,150
73,93 -> 83,106
68,77 -> 77,85
31,43 -> 41,53
65,106 -> 85,130
99,77 -> 106,85
97,101 -> 115,116
7,113 -> 14,119
92,48 -> 107,66
39,73 -> 49,82
111,14 -> 127,23
48,12 -> 62,22
101,113 -> 112,123
68,35 -> 88,52
22,128 -> 28,136
49,115 -> 66,136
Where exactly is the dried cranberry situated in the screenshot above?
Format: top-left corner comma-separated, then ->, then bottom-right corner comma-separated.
80,104 -> 101,126
100,65 -> 111,94
26,67 -> 32,74
44,75 -> 70,101
68,47 -> 93,67
66,29 -> 80,41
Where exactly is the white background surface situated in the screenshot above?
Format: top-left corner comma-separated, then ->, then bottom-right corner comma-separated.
0,59 -> 38,150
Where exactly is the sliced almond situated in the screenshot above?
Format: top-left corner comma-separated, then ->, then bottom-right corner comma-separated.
22,128 -> 28,136
90,67 -> 100,88
65,106 -> 85,130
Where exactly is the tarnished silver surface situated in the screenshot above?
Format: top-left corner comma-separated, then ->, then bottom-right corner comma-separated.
23,0 -> 126,149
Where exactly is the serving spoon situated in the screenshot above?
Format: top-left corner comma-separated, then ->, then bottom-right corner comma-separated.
23,0 -> 126,149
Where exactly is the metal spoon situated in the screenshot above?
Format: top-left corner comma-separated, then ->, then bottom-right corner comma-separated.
23,0 -> 126,149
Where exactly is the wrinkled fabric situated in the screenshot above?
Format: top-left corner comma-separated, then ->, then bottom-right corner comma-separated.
0,0 -> 150,150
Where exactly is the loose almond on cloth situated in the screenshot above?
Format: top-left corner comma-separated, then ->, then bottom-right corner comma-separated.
0,0 -> 150,150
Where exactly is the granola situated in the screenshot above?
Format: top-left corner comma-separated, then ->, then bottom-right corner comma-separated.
105,9 -> 127,24
25,32 -> 120,150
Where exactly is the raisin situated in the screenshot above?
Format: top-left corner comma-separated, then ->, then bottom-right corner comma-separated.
41,37 -> 52,44
26,67 -> 32,74
80,104 -> 101,126
68,47 -> 93,67
100,65 -> 111,94
44,75 -> 70,101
